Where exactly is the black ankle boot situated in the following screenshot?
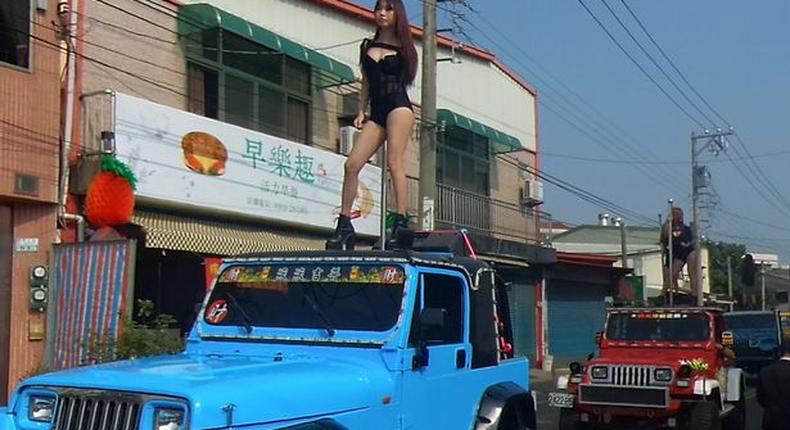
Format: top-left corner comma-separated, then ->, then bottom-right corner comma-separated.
386,213 -> 413,250
326,214 -> 356,250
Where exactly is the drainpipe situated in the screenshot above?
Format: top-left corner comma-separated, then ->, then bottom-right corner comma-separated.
58,0 -> 78,211
60,213 -> 85,242
58,0 -> 83,241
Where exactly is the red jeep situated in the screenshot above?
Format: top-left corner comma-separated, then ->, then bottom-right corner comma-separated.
550,307 -> 745,430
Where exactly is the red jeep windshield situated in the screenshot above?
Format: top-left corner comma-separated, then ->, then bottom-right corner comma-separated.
606,312 -> 710,342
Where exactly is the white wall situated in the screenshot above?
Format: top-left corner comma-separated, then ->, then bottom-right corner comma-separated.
620,248 -> 711,300
184,0 -> 537,151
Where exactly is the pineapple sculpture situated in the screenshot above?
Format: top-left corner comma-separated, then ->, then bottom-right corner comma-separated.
85,155 -> 137,228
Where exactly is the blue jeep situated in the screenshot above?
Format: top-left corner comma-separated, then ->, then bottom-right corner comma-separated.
0,248 -> 536,429
724,310 -> 782,373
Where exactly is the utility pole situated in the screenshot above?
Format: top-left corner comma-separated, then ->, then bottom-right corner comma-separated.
667,199 -> 674,307
618,218 -> 628,270
761,263 -> 767,311
691,129 -> 732,306
727,256 -> 733,299
418,0 -> 438,231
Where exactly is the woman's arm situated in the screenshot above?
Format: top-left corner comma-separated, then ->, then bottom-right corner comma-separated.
353,75 -> 369,129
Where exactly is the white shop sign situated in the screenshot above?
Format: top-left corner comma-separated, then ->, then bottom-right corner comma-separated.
114,93 -> 381,235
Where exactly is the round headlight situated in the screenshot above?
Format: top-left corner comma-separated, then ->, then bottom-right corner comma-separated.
28,396 -> 55,422
678,364 -> 693,378
591,366 -> 609,379
569,361 -> 583,374
155,408 -> 185,430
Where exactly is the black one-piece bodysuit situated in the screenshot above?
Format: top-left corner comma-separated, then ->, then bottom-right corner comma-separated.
361,40 -> 413,128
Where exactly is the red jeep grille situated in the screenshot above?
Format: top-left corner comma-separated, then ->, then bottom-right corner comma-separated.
611,365 -> 652,386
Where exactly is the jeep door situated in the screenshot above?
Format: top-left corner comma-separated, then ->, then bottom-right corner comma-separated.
401,269 -> 475,429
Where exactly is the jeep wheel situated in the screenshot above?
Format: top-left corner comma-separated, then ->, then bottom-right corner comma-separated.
723,380 -> 746,430
558,409 -> 590,430
688,400 -> 721,430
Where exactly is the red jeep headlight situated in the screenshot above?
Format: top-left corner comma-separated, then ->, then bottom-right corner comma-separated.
591,366 -> 609,379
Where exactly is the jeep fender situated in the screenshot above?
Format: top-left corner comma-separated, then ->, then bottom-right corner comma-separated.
725,368 -> 744,402
693,378 -> 720,397
474,382 -> 537,430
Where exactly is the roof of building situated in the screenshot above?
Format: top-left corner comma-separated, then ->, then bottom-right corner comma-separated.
310,0 -> 537,96
556,252 -> 618,268
551,225 -> 662,255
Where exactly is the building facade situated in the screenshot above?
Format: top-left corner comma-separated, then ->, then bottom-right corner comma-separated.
0,0 -> 63,401
57,0 -> 553,366
552,224 -> 711,299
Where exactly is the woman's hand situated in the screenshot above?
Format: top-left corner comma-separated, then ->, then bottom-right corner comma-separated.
353,112 -> 366,129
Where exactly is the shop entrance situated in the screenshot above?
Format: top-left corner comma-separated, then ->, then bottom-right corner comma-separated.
135,248 -> 209,336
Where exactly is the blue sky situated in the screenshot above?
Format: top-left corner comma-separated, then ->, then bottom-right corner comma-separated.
395,0 -> 790,259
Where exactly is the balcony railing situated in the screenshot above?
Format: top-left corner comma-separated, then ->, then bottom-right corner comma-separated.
434,183 -> 551,245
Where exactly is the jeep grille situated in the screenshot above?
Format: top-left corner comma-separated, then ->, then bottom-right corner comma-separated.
611,365 -> 652,386
579,384 -> 669,408
53,390 -> 142,430
592,365 -> 672,386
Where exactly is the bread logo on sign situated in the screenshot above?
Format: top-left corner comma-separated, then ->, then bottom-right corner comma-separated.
181,131 -> 228,176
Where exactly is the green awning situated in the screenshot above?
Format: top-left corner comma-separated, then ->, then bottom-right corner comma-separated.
437,109 -> 523,154
178,3 -> 356,85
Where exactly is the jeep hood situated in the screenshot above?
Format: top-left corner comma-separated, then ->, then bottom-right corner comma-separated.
20,353 -> 391,427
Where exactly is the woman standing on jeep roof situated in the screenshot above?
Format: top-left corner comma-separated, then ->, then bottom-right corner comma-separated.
326,0 -> 418,251
660,207 -> 700,296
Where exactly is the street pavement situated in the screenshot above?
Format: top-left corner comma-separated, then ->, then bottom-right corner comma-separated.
531,369 -> 763,430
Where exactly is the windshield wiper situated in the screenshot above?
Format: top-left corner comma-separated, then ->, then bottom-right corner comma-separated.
303,291 -> 336,337
224,291 -> 253,334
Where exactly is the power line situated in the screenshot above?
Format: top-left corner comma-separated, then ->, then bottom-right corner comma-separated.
617,0 -> 730,126
598,0 -> 717,127
460,10 -> 689,195
575,0 -> 706,128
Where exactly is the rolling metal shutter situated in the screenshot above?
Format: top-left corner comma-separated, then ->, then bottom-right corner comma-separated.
547,280 -> 607,360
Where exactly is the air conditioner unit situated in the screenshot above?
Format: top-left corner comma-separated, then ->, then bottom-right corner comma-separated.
520,180 -> 544,206
339,126 -> 360,156
339,125 -> 383,164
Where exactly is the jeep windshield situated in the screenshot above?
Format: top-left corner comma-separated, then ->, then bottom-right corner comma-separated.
202,263 -> 406,336
724,313 -> 777,330
606,311 -> 710,342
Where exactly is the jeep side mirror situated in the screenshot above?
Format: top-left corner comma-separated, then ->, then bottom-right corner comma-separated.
595,331 -> 603,346
721,331 -> 734,347
412,308 -> 447,369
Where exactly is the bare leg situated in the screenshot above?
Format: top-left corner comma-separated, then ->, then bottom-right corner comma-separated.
671,259 -> 686,290
385,108 -> 414,214
340,121 -> 386,216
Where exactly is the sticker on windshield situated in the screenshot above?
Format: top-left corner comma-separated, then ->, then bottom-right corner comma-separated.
205,300 -> 229,324
218,264 -> 405,285
633,312 -> 687,320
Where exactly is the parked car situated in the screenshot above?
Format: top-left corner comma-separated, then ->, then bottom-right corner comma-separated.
724,310 -> 782,373
0,243 -> 536,429
779,310 -> 790,339
551,307 -> 745,430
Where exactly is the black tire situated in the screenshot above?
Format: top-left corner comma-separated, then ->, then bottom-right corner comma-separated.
688,400 -> 722,430
497,399 -> 536,430
558,409 -> 590,430
723,380 -> 746,430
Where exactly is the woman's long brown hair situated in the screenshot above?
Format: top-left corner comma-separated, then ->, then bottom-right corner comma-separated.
374,0 -> 418,84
